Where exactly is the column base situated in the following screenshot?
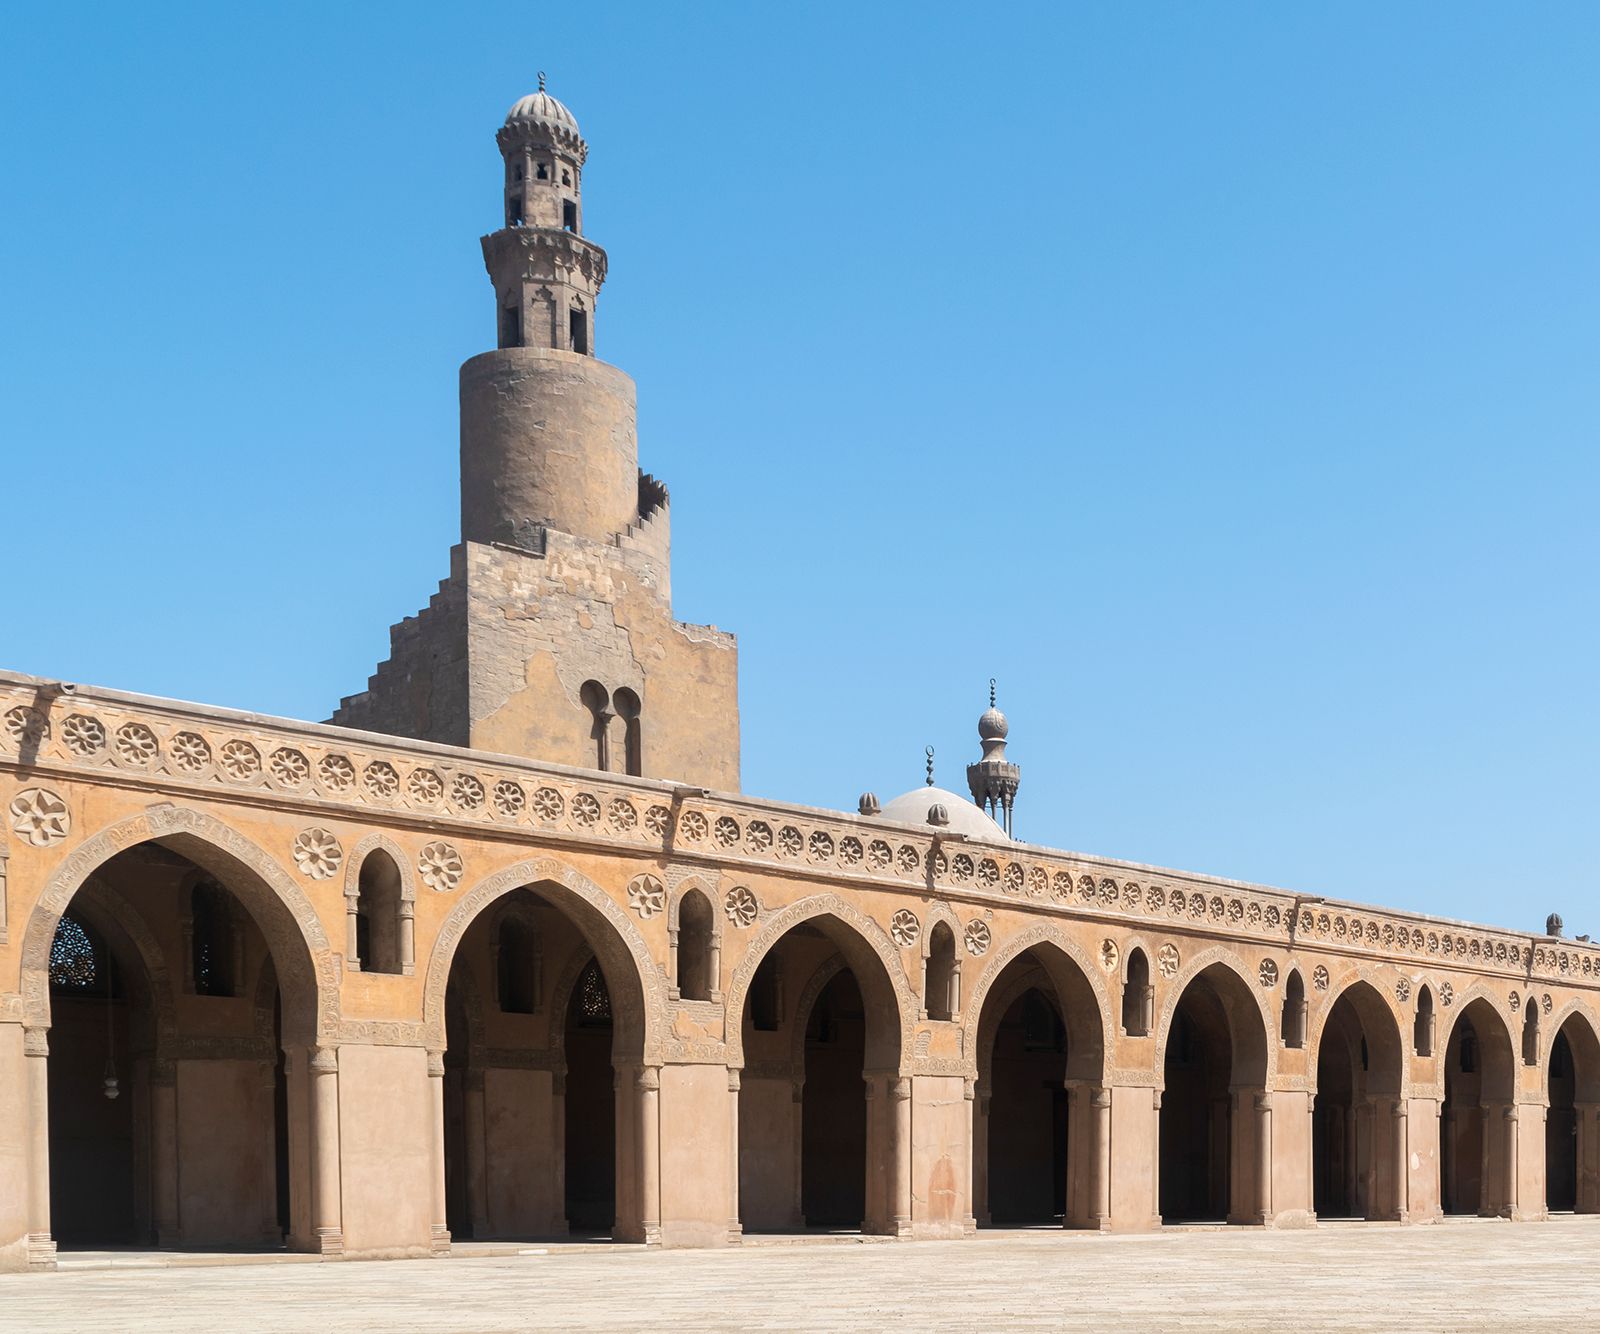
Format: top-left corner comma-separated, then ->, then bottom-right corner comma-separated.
726,1221 -> 743,1244
315,1227 -> 345,1257
430,1224 -> 452,1256
26,1233 -> 56,1270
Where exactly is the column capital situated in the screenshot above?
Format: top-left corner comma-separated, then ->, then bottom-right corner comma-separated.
22,1026 -> 49,1057
309,1046 -> 339,1075
727,1068 -> 741,1092
426,1050 -> 445,1079
637,1066 -> 661,1093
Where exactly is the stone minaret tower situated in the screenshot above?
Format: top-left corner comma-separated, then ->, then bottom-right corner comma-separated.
332,83 -> 741,790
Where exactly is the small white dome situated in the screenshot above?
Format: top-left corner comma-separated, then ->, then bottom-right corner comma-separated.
506,89 -> 581,138
877,786 -> 1007,841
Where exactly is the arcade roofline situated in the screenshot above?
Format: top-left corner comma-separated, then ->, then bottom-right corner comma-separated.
0,668 -> 1589,988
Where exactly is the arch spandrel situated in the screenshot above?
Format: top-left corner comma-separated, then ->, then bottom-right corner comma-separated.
961,922 -> 1113,1081
1152,946 -> 1275,1090
723,892 -> 916,1073
423,855 -> 665,1064
18,805 -> 340,1044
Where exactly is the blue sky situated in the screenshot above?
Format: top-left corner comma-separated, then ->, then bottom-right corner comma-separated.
2,4 -> 1596,933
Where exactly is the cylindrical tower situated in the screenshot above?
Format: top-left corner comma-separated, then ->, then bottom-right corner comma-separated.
460,79 -> 640,548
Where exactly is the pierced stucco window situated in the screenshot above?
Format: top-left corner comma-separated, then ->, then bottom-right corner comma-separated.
1122,948 -> 1153,1037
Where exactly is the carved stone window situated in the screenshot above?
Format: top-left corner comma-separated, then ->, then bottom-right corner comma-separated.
574,958 -> 611,1028
50,914 -> 118,994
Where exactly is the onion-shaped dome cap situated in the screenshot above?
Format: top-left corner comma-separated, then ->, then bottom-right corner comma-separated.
978,705 -> 1009,742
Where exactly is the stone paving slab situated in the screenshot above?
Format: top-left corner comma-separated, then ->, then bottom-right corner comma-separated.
2,1218 -> 1597,1332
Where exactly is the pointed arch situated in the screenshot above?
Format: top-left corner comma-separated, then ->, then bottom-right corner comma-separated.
1544,998 -> 1600,1098
961,922 -> 1113,1079
19,805 -> 338,1044
724,893 -> 915,1072
423,856 -> 664,1064
1152,946 -> 1274,1088
1310,972 -> 1408,1099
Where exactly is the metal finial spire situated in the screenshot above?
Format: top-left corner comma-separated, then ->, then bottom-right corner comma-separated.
925,745 -> 935,787
538,70 -> 547,92
989,677 -> 997,708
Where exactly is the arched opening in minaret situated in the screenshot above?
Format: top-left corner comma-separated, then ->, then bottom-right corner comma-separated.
1158,964 -> 1268,1224
38,840 -> 315,1252
1440,1000 -> 1515,1215
568,305 -> 589,355
500,303 -> 521,350
970,945 -> 1104,1229
441,886 -> 645,1242
1311,983 -> 1404,1221
735,918 -> 904,1235
613,688 -> 641,777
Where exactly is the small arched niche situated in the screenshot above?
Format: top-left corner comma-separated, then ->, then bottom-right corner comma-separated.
1414,985 -> 1435,1057
355,850 -> 404,975
1121,948 -> 1152,1037
1281,969 -> 1307,1049
925,922 -> 958,1022
676,889 -> 716,1002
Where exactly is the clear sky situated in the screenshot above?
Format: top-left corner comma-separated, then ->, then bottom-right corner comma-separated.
3,4 -> 1596,935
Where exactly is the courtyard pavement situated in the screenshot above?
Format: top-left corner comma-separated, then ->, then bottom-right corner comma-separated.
2,1217 -> 1596,1331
